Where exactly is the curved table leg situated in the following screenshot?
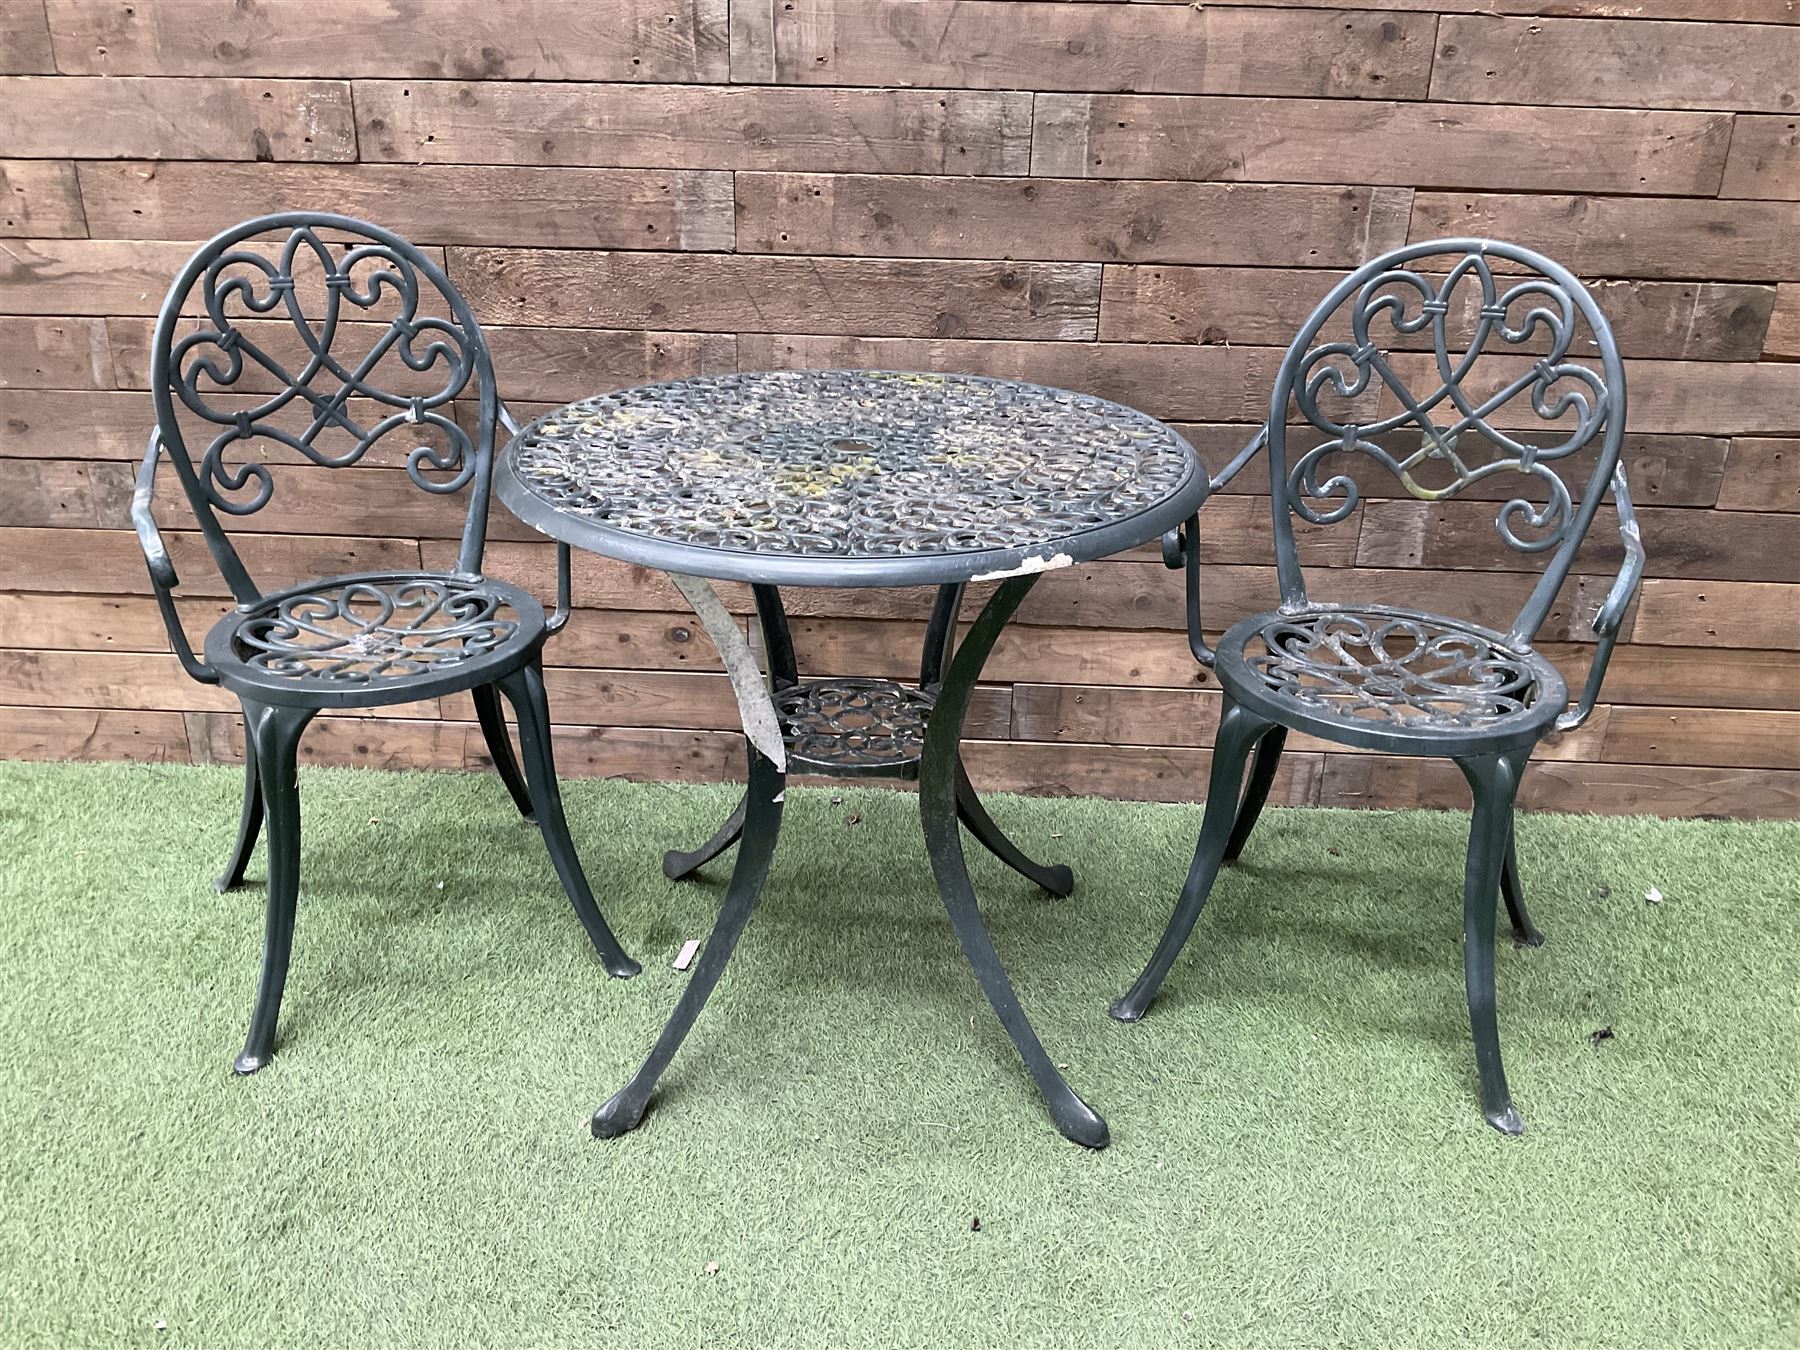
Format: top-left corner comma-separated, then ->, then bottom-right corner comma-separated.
920,574 -> 1109,1149
593,748 -> 786,1138
955,759 -> 1075,896
662,795 -> 746,880
661,584 -> 790,883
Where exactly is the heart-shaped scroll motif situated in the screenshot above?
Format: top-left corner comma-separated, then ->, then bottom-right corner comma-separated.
167,226 -> 480,517
1282,251 -> 1612,555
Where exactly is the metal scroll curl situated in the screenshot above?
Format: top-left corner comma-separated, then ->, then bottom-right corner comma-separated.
169,226 -> 479,517
1245,611 -> 1539,731
1285,251 -> 1611,556
234,577 -> 518,683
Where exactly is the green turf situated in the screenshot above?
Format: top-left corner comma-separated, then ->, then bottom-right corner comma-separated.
0,760 -> 1796,1348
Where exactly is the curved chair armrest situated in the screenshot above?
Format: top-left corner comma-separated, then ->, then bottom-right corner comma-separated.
547,540 -> 573,634
1556,466 -> 1643,733
1163,514 -> 1215,668
133,432 -> 219,684
1209,425 -> 1268,496
499,400 -> 574,635
1158,427 -> 1269,668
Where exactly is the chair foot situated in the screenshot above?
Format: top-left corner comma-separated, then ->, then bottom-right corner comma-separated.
1106,995 -> 1147,1024
233,1049 -> 271,1076
590,1088 -> 650,1139
1485,1101 -> 1526,1136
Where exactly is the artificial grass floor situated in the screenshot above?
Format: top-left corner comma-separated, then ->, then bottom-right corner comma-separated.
0,760 -> 1796,1348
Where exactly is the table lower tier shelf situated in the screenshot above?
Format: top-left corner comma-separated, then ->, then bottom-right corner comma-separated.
773,676 -> 936,779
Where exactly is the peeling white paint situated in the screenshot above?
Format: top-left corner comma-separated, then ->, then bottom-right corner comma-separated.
969,552 -> 1074,582
669,572 -> 787,771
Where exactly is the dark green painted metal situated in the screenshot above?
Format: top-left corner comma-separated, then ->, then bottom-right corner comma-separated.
922,575 -> 1107,1148
132,213 -> 637,1074
515,368 -> 1194,1145
472,682 -> 536,823
1118,240 -> 1643,1134
593,746 -> 787,1139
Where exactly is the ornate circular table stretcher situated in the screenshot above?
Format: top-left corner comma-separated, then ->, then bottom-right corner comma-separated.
497,369 -> 1206,1148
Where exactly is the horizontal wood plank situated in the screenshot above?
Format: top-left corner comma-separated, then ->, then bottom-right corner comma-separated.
354,81 -> 1032,175
1030,94 -> 1732,196
734,174 -> 1413,267
44,0 -> 731,82
0,705 -> 189,762
1317,755 -> 1800,820
1,160 -> 84,238
1354,500 -> 1800,583
2,3 -> 54,73
0,317 -> 113,390
105,318 -> 737,405
0,75 -> 356,161
1008,681 -> 1607,760
1182,0 -> 1798,18
1604,706 -> 1800,770
964,739 -> 1322,805
0,239 -> 286,317
747,1 -> 1434,98
1719,115 -> 1800,200
1099,265 -> 1774,360
1379,350 -> 1800,436
447,249 -> 1101,339
1409,192 -> 1800,280
1630,579 -> 1800,648
737,333 -> 1290,422
1770,286 -> 1800,358
76,161 -> 736,251
1180,426 -> 1728,510
0,527 -> 420,597
1717,439 -> 1800,512
0,648 -> 236,712
1431,14 -> 1800,111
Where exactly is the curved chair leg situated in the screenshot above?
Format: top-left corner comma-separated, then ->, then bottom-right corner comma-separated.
594,748 -> 786,1138
954,759 -> 1074,896
497,661 -> 640,979
234,699 -> 316,1074
663,795 -> 746,881
1501,825 -> 1545,947
215,741 -> 265,893
473,682 -> 535,823
1223,726 -> 1287,865
1455,751 -> 1530,1135
1111,697 -> 1268,1023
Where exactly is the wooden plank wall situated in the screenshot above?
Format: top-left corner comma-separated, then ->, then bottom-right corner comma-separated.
2,0 -> 1798,819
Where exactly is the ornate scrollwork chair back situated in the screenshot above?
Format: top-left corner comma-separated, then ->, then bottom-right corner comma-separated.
1117,239 -> 1645,1136
150,214 -> 499,600
132,212 -> 638,1079
1267,238 -> 1628,652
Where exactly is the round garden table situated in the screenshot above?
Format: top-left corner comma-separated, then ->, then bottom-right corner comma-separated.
495,369 -> 1205,1148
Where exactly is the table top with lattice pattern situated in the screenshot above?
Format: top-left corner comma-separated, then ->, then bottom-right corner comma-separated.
495,370 -> 1204,586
